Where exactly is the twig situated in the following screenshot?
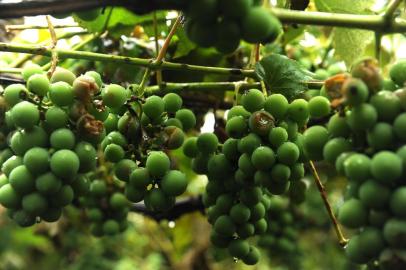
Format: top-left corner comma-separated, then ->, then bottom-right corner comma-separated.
45,15 -> 59,78
153,12 -> 163,84
384,0 -> 403,20
308,160 -> 348,247
6,24 -> 80,31
131,196 -> 204,221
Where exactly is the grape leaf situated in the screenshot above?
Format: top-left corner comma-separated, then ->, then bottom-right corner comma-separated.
255,54 -> 313,100
314,0 -> 377,67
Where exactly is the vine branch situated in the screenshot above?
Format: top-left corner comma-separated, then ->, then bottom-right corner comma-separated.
0,42 -> 257,77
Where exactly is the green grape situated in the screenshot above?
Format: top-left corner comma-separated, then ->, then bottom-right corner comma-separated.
308,96 -> 331,118
254,219 -> 268,234
11,101 -> 40,129
237,223 -> 255,239
241,246 -> 260,265
104,131 -> 128,147
390,187 -> 406,218
74,141 -> 97,173
41,208 -> 62,222
0,174 -> 7,188
208,154 -> 233,177
13,209 -> 36,227
389,60 -> 406,86
187,21 -> 217,48
197,133 -> 218,154
371,151 -> 402,183
230,203 -> 251,224
214,215 -> 236,236
104,143 -> 125,162
226,116 -> 248,138
290,163 -> 305,181
268,127 -> 288,148
0,184 -> 21,208
214,194 -> 233,214
277,142 -> 300,165
249,203 -> 266,221
71,175 -> 90,196
163,93 -> 182,113
21,63 -> 43,81
50,185 -> 74,207
161,170 -> 187,196
143,95 -> 165,121
90,180 -> 107,196
215,20 -> 241,54
358,180 -> 390,209
146,188 -> 174,212
23,147 -> 49,175
10,127 -> 48,156
45,106 -> 68,129
288,99 -> 309,125
346,104 -> 377,131
87,208 -> 103,222
366,122 -> 394,150
104,113 -> 119,133
192,153 -> 211,174
89,105 -> 109,122
251,146 -> 275,170
9,165 -> 35,195
241,89 -> 264,113
369,210 -> 390,227
220,0 -> 251,18
227,105 -> 251,120
220,139 -> 238,162
238,133 -> 261,155
228,238 -> 250,259
322,137 -> 352,164
1,155 -> 23,177
84,71 -> 102,88
22,192 -> 48,215
278,120 -> 298,140
288,179 -> 306,204
370,90 -> 401,122
175,109 -> 196,131
238,153 -> 256,175
345,235 -> 370,264
3,84 -> 27,107
187,0 -> 218,23
393,113 -> 406,141
102,84 -> 128,109
210,230 -> 233,248
103,219 -> 120,235
208,206 -> 222,223
50,150 -> 80,179
342,78 -> 369,106
240,187 -> 262,206
248,111 -> 275,136
164,118 -> 183,129
338,198 -> 368,228
183,137 -> 199,158
110,192 -> 128,210
343,153 -> 371,182
75,8 -> 101,21
27,73 -> 49,97
35,172 -> 62,195
50,128 -> 75,150
242,7 -> 281,43
48,82 -> 75,106
50,67 -> 76,85
114,159 -> 137,182
146,151 -> 170,178
383,218 -> 406,248
303,125 -> 329,161
125,185 -> 145,203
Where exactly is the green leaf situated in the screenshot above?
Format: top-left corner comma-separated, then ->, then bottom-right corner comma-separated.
172,28 -> 197,59
314,0 -> 377,67
255,54 -> 313,100
74,8 -> 167,38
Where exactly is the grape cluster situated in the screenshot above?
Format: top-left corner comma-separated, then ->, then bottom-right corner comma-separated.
80,178 -> 129,236
257,196 -> 301,267
0,65 -> 101,227
303,59 -> 406,269
100,91 -> 195,210
183,89 -> 309,264
183,0 -> 282,54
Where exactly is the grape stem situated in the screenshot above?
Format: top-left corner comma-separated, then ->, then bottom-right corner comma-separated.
153,11 -> 163,85
131,196 -> 205,221
6,24 -> 81,31
383,0 -> 403,21
308,160 -> 348,247
45,15 -> 59,78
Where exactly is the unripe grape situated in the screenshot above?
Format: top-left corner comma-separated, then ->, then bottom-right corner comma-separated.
383,219 -> 406,248
346,104 -> 377,131
277,142 -> 300,165
227,105 -> 250,120
74,141 -> 97,173
50,128 -> 75,150
345,235 -> 370,264
50,67 -> 76,85
27,73 -> 50,96
161,170 -> 187,196
84,71 -> 102,88
35,172 -> 62,195
175,109 -> 196,131
50,185 -> 74,207
146,151 -> 170,178
220,0 -> 252,18
125,185 -> 145,203
41,208 -> 62,222
9,165 -> 35,195
371,151 -> 402,183
241,89 -> 264,113
322,137 -> 352,164
50,150 -> 80,179
230,203 -> 251,224
226,116 -> 248,138
183,137 -> 199,158
308,96 -> 331,118
114,159 -> 137,182
390,187 -> 406,218
22,63 -> 43,81
228,238 -> 250,259
238,133 -> 261,155
23,147 -> 49,175
370,90 -> 401,122
343,153 -> 371,182
110,192 -> 128,210
241,246 -> 260,265
358,180 -> 390,209
22,192 -> 48,215
11,101 -> 40,129
0,184 -> 21,208
222,138 -> 239,161
146,188 -> 174,212
251,146 -> 275,170
338,198 -> 368,228
163,93 -> 182,113
242,7 -> 281,43
3,84 -> 28,107
214,215 -> 236,236
342,78 -> 369,106
104,143 -> 125,162
102,84 -> 128,109
49,81 -> 75,106
389,60 -> 406,86
268,127 -> 288,148
45,106 -> 69,129
393,113 -> 406,141
103,219 -> 120,235
197,133 -> 218,154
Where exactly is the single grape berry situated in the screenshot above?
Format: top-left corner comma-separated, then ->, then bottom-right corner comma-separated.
102,84 -> 128,109
50,67 -> 76,85
146,151 -> 170,178
342,78 -> 369,106
241,89 -> 265,113
50,150 -> 80,179
11,101 -> 40,129
197,133 -> 218,154
163,93 -> 182,113
338,198 -> 368,228
161,170 -> 187,196
48,82 -> 75,106
175,109 -> 196,131
50,128 -> 75,150
251,146 -> 275,170
27,73 -> 50,97
308,96 -> 331,118
242,7 -> 281,43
